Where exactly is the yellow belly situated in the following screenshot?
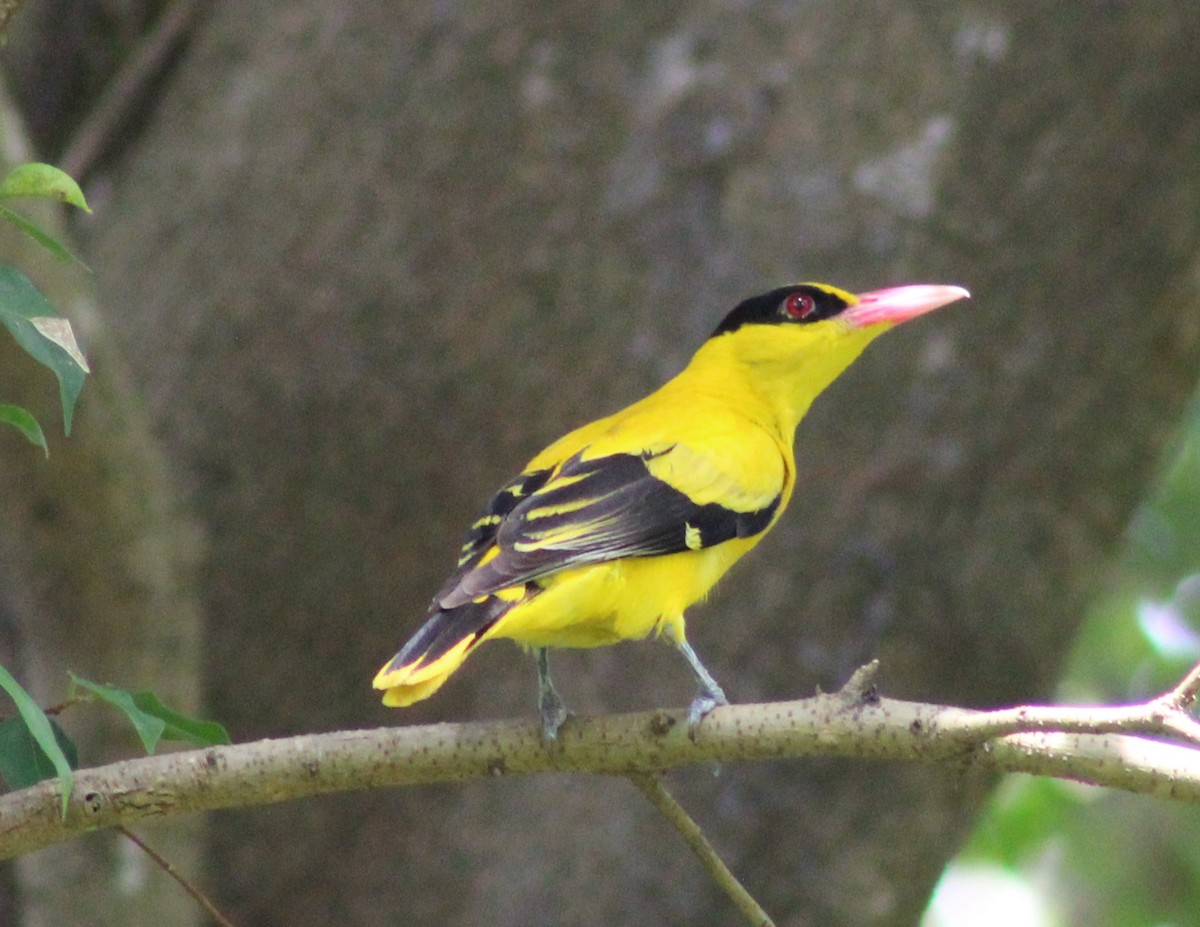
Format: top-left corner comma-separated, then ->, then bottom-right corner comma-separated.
485,536 -> 759,649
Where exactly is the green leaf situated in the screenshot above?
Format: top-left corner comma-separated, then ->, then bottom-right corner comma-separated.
70,675 -> 230,753
0,163 -> 91,212
0,403 -> 48,455
0,204 -> 87,266
0,266 -> 88,433
0,165 -> 91,268
132,691 -> 231,748
70,676 -> 166,754
0,665 -> 75,816
0,715 -> 78,789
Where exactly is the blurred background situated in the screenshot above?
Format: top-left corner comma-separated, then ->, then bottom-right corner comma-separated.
929,397 -> 1200,926
1,3 -> 1199,926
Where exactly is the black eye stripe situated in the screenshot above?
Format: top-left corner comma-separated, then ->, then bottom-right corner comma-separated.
712,286 -> 852,337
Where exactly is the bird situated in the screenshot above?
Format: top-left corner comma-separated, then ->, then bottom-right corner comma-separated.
374,281 -> 969,738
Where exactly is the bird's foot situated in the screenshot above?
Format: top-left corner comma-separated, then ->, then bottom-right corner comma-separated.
539,685 -> 572,741
536,648 -> 572,741
686,684 -> 728,740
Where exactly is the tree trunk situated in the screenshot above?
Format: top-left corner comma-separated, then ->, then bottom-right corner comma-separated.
6,2 -> 1200,924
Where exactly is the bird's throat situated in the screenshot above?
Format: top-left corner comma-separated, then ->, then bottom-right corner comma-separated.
685,321 -> 886,437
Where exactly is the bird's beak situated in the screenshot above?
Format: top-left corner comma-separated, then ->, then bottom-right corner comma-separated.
842,284 -> 970,329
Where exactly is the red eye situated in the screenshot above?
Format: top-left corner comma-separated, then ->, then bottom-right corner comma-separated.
783,291 -> 816,320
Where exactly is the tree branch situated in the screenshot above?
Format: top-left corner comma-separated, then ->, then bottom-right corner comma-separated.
630,773 -> 775,927
117,826 -> 236,927
60,0 -> 202,181
4,668 -> 1200,862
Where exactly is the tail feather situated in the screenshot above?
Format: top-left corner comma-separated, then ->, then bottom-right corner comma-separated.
374,596 -> 514,707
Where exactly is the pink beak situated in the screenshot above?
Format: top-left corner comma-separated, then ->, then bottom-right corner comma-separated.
842,284 -> 970,329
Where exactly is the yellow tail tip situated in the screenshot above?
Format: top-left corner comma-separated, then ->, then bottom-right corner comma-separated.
373,636 -> 476,708
379,677 -> 448,707
373,660 -> 416,691
375,659 -> 451,706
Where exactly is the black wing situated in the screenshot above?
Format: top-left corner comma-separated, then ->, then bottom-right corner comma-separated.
437,448 -> 781,610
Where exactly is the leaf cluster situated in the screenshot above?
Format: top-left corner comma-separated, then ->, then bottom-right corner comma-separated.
0,162 -> 91,452
0,670 -> 229,817
0,161 -> 227,818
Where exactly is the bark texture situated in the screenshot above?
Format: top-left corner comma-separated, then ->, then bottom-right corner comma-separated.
6,2 -> 1200,925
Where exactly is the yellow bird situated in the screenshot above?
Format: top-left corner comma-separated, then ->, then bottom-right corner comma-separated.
375,282 -> 968,737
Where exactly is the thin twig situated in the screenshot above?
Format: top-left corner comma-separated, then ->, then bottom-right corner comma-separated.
629,773 -> 774,927
117,826 -> 236,927
1168,659 -> 1200,708
931,674 -> 1200,749
43,694 -> 90,716
60,0 -> 201,181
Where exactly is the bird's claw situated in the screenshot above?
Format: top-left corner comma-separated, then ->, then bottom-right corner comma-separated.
539,686 -> 571,741
686,686 -> 728,740
536,647 -> 572,741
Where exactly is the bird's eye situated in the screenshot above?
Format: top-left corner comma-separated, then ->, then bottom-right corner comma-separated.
782,291 -> 817,321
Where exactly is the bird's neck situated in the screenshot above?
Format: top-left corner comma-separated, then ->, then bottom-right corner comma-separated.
676,324 -> 887,438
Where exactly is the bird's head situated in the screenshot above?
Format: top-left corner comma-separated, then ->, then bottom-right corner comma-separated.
712,282 -> 969,337
698,281 -> 970,430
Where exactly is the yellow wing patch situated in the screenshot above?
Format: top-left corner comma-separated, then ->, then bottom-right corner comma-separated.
640,438 -> 784,513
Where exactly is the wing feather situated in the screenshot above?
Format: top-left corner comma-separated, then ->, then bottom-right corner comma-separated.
437,446 -> 782,609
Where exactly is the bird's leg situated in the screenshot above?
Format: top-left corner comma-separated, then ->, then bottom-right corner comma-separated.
673,638 -> 728,736
536,647 -> 570,740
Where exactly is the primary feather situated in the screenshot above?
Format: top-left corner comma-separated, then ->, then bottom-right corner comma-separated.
375,282 -> 968,735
